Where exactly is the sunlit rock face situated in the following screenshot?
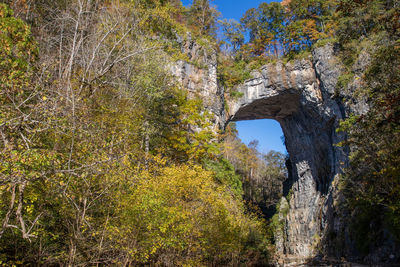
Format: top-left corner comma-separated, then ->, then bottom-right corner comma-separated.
171,38 -> 225,128
226,45 -> 349,261
173,42 -> 372,263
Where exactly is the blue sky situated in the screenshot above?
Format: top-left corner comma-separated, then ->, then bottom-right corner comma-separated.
235,120 -> 286,154
181,0 -> 277,22
181,0 -> 286,153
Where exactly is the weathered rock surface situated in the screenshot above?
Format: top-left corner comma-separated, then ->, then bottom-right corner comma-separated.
174,43 -> 398,265
225,45 -> 349,261
171,38 -> 225,128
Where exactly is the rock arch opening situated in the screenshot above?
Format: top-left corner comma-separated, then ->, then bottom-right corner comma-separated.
224,55 -> 347,259
235,119 -> 287,154
230,118 -> 288,221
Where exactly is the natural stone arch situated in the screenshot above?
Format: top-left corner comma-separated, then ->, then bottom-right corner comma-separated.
174,43 -> 352,262
225,49 -> 348,261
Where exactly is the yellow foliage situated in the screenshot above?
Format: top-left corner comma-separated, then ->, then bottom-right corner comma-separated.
108,163 -> 268,265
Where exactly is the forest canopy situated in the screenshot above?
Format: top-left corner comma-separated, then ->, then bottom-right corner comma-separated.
0,0 -> 399,265
0,1 -> 272,265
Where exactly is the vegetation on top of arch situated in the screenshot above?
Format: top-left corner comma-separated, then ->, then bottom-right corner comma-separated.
218,0 -> 338,94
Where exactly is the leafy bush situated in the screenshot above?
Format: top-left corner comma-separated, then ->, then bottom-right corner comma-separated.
110,163 -> 270,265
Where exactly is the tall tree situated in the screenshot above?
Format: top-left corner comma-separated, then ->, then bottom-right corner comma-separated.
220,19 -> 244,52
187,0 -> 220,36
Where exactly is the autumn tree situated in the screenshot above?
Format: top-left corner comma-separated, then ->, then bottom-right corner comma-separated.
219,18 -> 244,52
0,2 -> 45,242
336,0 -> 400,252
222,123 -> 287,217
220,0 -> 337,60
0,1 -> 273,265
284,0 -> 337,52
187,0 -> 220,36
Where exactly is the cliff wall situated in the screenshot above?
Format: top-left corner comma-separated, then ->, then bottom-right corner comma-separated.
225,45 -> 350,263
174,43 -> 395,264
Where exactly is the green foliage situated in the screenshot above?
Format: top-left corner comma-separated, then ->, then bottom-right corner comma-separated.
222,124 -> 287,218
230,90 -> 245,99
336,72 -> 354,91
284,0 -> 337,49
165,96 -> 222,162
285,188 -> 293,203
313,37 -> 337,48
240,2 -> 286,57
336,0 -> 386,43
217,0 -> 337,92
269,198 -> 289,243
336,0 -> 400,252
0,2 -> 273,265
0,2 -> 39,137
282,48 -> 312,64
186,0 -> 220,37
203,158 -> 243,197
109,163 -> 270,265
217,52 -> 274,91
219,19 -> 244,52
0,4 -> 37,88
217,55 -> 251,89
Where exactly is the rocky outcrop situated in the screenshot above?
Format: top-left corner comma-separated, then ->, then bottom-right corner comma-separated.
173,42 -> 348,262
174,42 -> 397,264
225,45 -> 350,262
171,37 -> 225,128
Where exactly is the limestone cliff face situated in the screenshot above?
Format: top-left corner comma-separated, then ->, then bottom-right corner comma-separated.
173,43 -> 376,263
171,38 -> 225,128
224,45 -> 351,262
